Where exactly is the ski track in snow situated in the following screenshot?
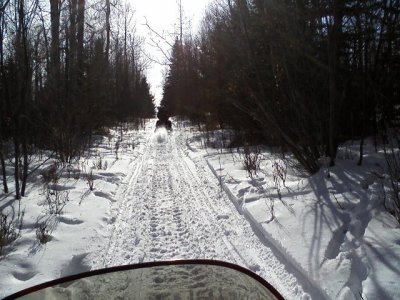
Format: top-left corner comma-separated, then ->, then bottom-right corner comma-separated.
91,129 -> 320,300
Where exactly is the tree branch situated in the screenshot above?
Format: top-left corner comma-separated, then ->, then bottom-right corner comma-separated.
0,0 -> 10,13
143,17 -> 174,48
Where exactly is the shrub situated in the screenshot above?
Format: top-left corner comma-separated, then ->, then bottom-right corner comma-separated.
73,166 -> 81,180
93,156 -> 103,170
45,188 -> 69,215
115,141 -> 120,160
272,160 -> 287,188
41,162 -> 59,186
0,212 -> 18,255
85,170 -> 94,191
35,222 -> 51,244
243,145 -> 261,179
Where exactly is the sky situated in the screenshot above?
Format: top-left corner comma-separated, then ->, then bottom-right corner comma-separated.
129,0 -> 212,105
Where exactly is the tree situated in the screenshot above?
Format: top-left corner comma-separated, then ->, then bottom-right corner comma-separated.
163,0 -> 400,174
0,0 -> 8,193
0,0 -> 155,199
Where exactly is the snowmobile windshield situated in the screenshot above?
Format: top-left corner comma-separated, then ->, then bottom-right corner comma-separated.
6,260 -> 284,300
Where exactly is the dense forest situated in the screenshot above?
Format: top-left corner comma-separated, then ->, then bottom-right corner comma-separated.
161,0 -> 400,174
0,0 -> 155,199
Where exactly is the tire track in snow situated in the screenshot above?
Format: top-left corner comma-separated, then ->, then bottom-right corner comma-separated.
94,129 -> 322,299
136,139 -> 204,261
131,134 -> 237,262
90,134 -> 153,269
175,138 -> 320,300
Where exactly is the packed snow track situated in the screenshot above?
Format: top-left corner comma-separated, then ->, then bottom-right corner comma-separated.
91,128 -> 325,300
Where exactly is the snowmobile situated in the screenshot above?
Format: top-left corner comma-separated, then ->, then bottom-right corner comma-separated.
155,119 -> 172,131
4,260 -> 285,299
156,106 -> 172,131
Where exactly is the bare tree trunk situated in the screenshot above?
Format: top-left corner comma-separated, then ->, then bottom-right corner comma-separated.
0,148 -> 7,193
357,136 -> 364,166
0,2 -> 8,193
124,6 -> 127,65
16,0 -> 31,197
104,0 -> 111,111
68,0 -> 77,97
20,135 -> 28,196
178,0 -> 183,45
14,0 -> 24,200
327,0 -> 343,167
105,0 -> 110,63
76,0 -> 85,87
49,0 -> 60,86
13,134 -> 20,200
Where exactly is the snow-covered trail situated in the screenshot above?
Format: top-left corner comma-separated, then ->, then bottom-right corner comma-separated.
91,128 -> 323,300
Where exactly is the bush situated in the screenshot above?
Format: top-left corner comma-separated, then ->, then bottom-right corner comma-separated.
272,160 -> 287,200
115,141 -> 120,160
0,212 -> 18,255
45,188 -> 69,215
92,156 -> 108,170
35,222 -> 51,244
243,145 -> 261,179
41,162 -> 60,186
85,170 -> 94,191
272,160 -> 287,187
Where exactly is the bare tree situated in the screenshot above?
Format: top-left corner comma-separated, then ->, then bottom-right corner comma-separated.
0,0 -> 155,199
49,0 -> 60,89
0,0 -> 8,193
327,0 -> 344,167
105,0 -> 110,63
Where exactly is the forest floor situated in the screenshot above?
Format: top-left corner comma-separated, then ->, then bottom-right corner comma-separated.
1,120 -> 400,299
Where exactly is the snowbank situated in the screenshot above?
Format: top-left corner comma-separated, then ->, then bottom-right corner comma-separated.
0,123 -> 152,298
185,130 -> 400,300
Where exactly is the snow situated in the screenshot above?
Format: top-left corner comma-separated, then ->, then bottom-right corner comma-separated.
185,130 -> 400,300
1,121 -> 400,299
0,125 -> 149,298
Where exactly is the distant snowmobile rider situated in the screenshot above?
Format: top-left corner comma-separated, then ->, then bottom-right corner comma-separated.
156,107 -> 172,131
